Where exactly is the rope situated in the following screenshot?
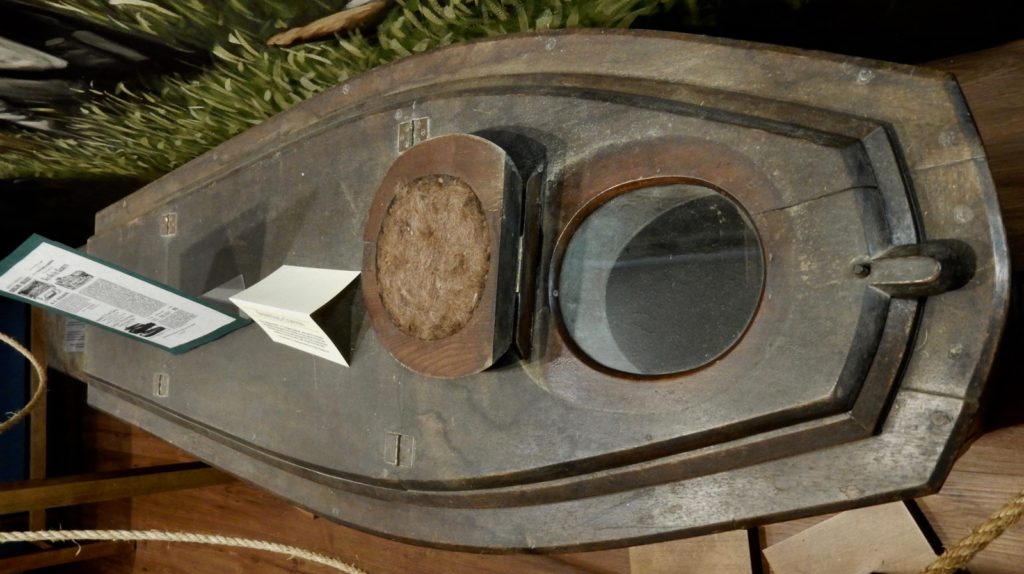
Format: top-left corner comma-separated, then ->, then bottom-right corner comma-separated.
921,488 -> 1024,574
0,331 -> 46,435
0,529 -> 366,574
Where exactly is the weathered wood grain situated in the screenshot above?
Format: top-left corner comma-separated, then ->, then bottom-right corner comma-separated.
630,530 -> 753,574
763,502 -> 936,574
930,40 -> 1024,269
0,541 -> 131,573
38,34 -> 1023,574
0,462 -> 233,514
762,427 -> 1024,574
28,307 -> 47,530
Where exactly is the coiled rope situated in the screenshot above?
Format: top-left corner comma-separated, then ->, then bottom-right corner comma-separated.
0,530 -> 366,574
1,328 -> 1020,572
0,332 -> 45,435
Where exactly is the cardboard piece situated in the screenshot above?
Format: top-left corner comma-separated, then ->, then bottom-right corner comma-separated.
630,530 -> 754,574
230,265 -> 360,366
762,502 -> 937,574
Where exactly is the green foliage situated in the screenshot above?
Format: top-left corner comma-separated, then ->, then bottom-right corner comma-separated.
0,0 -> 678,181
43,0 -> 342,51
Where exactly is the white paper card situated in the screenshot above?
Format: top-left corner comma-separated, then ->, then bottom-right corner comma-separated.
230,265 -> 359,366
0,235 -> 247,353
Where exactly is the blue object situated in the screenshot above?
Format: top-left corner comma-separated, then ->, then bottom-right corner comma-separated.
0,296 -> 29,483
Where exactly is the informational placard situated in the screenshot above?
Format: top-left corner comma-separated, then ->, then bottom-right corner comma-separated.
230,265 -> 359,366
0,235 -> 249,354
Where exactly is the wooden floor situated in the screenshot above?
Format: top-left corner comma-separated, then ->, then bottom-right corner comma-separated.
42,374 -> 632,574
24,38 -> 1024,574
32,377 -> 1024,574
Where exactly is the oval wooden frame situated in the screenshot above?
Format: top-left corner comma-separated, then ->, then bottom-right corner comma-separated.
362,133 -> 522,379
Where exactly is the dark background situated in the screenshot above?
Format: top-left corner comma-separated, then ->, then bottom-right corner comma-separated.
0,0 -> 1021,256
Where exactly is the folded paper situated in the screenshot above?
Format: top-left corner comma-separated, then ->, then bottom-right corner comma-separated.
230,265 -> 360,366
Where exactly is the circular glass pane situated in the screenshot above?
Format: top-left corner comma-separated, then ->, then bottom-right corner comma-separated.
558,183 -> 763,375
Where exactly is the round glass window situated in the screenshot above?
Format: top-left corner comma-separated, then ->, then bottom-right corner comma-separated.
557,183 -> 764,376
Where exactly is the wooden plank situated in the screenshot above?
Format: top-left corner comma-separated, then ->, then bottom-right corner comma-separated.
58,397 -> 1016,574
762,514 -> 834,549
42,309 -> 87,381
28,306 -> 48,531
267,1 -> 391,47
124,479 -> 629,574
0,541 -> 132,573
630,530 -> 753,574
546,550 -> 631,574
930,40 -> 1024,269
761,41 -> 1024,572
122,424 -> 197,469
762,502 -> 936,574
762,428 -> 1024,574
0,462 -> 233,514
37,38 -> 1024,574
916,426 -> 1024,574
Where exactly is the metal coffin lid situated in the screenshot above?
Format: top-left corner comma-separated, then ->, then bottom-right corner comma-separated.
82,30 -> 1008,551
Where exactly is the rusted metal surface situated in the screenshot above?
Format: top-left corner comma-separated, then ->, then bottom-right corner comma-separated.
79,30 -> 1008,551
